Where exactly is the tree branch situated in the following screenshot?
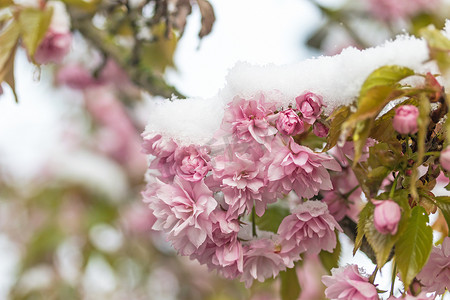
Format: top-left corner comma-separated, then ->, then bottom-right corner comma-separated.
68,8 -> 183,99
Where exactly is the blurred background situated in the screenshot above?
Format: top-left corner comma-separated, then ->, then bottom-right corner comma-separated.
0,0 -> 450,299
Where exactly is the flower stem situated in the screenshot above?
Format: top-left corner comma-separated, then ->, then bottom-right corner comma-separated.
343,185 -> 360,199
390,262 -> 397,296
389,175 -> 398,200
252,206 -> 257,237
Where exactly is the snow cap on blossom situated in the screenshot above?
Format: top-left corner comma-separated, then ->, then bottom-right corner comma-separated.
146,177 -> 217,256
295,91 -> 324,124
266,137 -> 341,199
276,109 -> 304,136
416,237 -> 450,295
322,265 -> 379,300
241,238 -> 286,287
373,200 -> 401,235
222,94 -> 277,145
439,146 -> 450,172
277,201 -> 342,265
392,105 -> 419,135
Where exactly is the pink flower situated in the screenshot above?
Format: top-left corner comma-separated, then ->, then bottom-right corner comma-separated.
212,150 -> 272,217
313,122 -> 329,137
276,109 -> 304,136
277,201 -> 342,265
266,138 -> 341,199
146,177 -> 217,255
142,133 -> 178,179
366,0 -> 439,20
322,168 -> 362,222
34,29 -> 71,64
295,92 -> 324,124
416,237 -> 450,295
440,146 -> 450,171
322,265 -> 379,300
222,94 -> 277,144
373,200 -> 401,235
56,64 -> 101,90
393,105 -> 419,135
241,239 -> 286,287
174,145 -> 210,182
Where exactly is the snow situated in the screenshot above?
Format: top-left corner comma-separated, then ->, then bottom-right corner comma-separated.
144,24 -> 450,145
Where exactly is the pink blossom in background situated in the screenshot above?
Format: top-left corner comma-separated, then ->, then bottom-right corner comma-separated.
222,95 -> 277,145
298,254 -> 327,300
56,63 -> 102,90
277,201 -> 342,264
372,200 -> 401,235
393,105 -> 419,135
146,177 -> 217,255
295,91 -> 324,124
329,139 -> 375,167
440,146 -> 450,172
241,238 -> 285,287
313,121 -> 329,137
322,265 -> 379,300
122,203 -> 156,234
84,88 -> 146,176
416,237 -> 450,295
322,167 -> 362,222
174,145 -> 210,182
276,109 -> 304,136
34,29 -> 72,64
266,137 -> 341,199
366,0 -> 439,20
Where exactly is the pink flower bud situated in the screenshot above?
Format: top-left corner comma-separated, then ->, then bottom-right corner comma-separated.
313,122 -> 329,137
276,109 -> 304,136
34,29 -> 72,64
373,200 -> 401,235
295,92 -> 324,124
440,146 -> 450,171
392,105 -> 419,135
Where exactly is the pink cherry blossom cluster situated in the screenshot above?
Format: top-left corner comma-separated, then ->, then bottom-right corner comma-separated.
142,92 -> 344,286
365,0 -> 440,21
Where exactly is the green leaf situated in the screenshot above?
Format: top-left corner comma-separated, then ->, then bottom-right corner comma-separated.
342,66 -> 414,163
354,201 -> 374,255
0,0 -> 12,9
434,196 -> 450,236
359,66 -> 415,99
140,23 -> 178,74
410,95 -> 430,201
0,21 -> 20,102
395,206 -> 433,286
19,7 -> 53,60
279,267 -> 301,300
352,119 -> 373,164
420,25 -> 450,72
255,204 -> 290,233
324,105 -> 351,151
319,234 -> 341,273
